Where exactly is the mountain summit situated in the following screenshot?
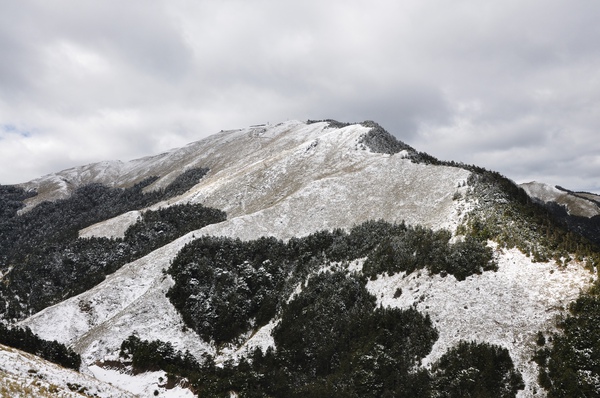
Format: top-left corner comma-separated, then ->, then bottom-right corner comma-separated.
1,120 -> 599,397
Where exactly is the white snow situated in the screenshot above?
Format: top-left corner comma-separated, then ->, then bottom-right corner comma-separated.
79,210 -> 141,239
88,366 -> 194,398
0,344 -> 134,397
366,247 -> 594,397
72,121 -> 472,240
22,121 -> 473,367
216,320 -> 278,365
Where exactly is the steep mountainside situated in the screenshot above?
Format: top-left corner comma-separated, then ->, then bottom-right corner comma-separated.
1,120 -> 599,397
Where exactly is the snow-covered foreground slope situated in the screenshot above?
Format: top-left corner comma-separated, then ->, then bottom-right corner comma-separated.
0,344 -> 134,397
20,231 -> 211,364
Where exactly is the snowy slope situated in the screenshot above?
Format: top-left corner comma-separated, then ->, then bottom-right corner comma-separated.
365,246 -> 592,398
76,121 -> 472,240
20,231 -> 212,364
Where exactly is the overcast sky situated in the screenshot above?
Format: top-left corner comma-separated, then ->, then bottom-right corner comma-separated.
1,1 -> 599,193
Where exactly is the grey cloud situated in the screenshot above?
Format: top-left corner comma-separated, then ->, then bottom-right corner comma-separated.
0,1 -> 600,192
36,1 -> 193,81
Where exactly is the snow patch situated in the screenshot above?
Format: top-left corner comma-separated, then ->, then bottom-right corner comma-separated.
88,366 -> 194,398
20,231 -> 213,370
366,248 -> 594,397
79,210 -> 141,239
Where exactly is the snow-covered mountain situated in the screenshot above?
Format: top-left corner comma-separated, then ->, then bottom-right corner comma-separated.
521,181 -> 600,218
2,120 -> 599,397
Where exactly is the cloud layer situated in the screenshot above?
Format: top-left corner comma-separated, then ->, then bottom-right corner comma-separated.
1,1 -> 599,192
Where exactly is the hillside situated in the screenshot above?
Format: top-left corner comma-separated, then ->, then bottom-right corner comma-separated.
0,120 -> 598,397
0,343 -> 135,397
522,181 -> 600,246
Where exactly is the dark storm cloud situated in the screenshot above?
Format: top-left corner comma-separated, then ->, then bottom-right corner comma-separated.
0,0 -> 599,193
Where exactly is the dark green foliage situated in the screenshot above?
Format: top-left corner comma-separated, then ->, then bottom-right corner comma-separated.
307,119 -> 418,156
167,221 -> 496,346
536,294 -> 600,397
546,187 -> 600,247
273,272 -> 378,378
3,178 -> 158,262
545,202 -> 600,247
358,120 -> 416,155
119,334 -> 200,375
431,341 -> 524,398
0,168 -> 214,320
0,184 -> 36,219
149,238 -> 523,397
167,236 -> 290,345
1,168 -> 208,266
0,185 -> 37,267
363,226 -> 496,281
306,119 -> 352,129
0,202 -> 225,319
160,271 -> 438,397
536,331 -> 546,347
0,324 -> 81,370
162,168 -> 210,198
